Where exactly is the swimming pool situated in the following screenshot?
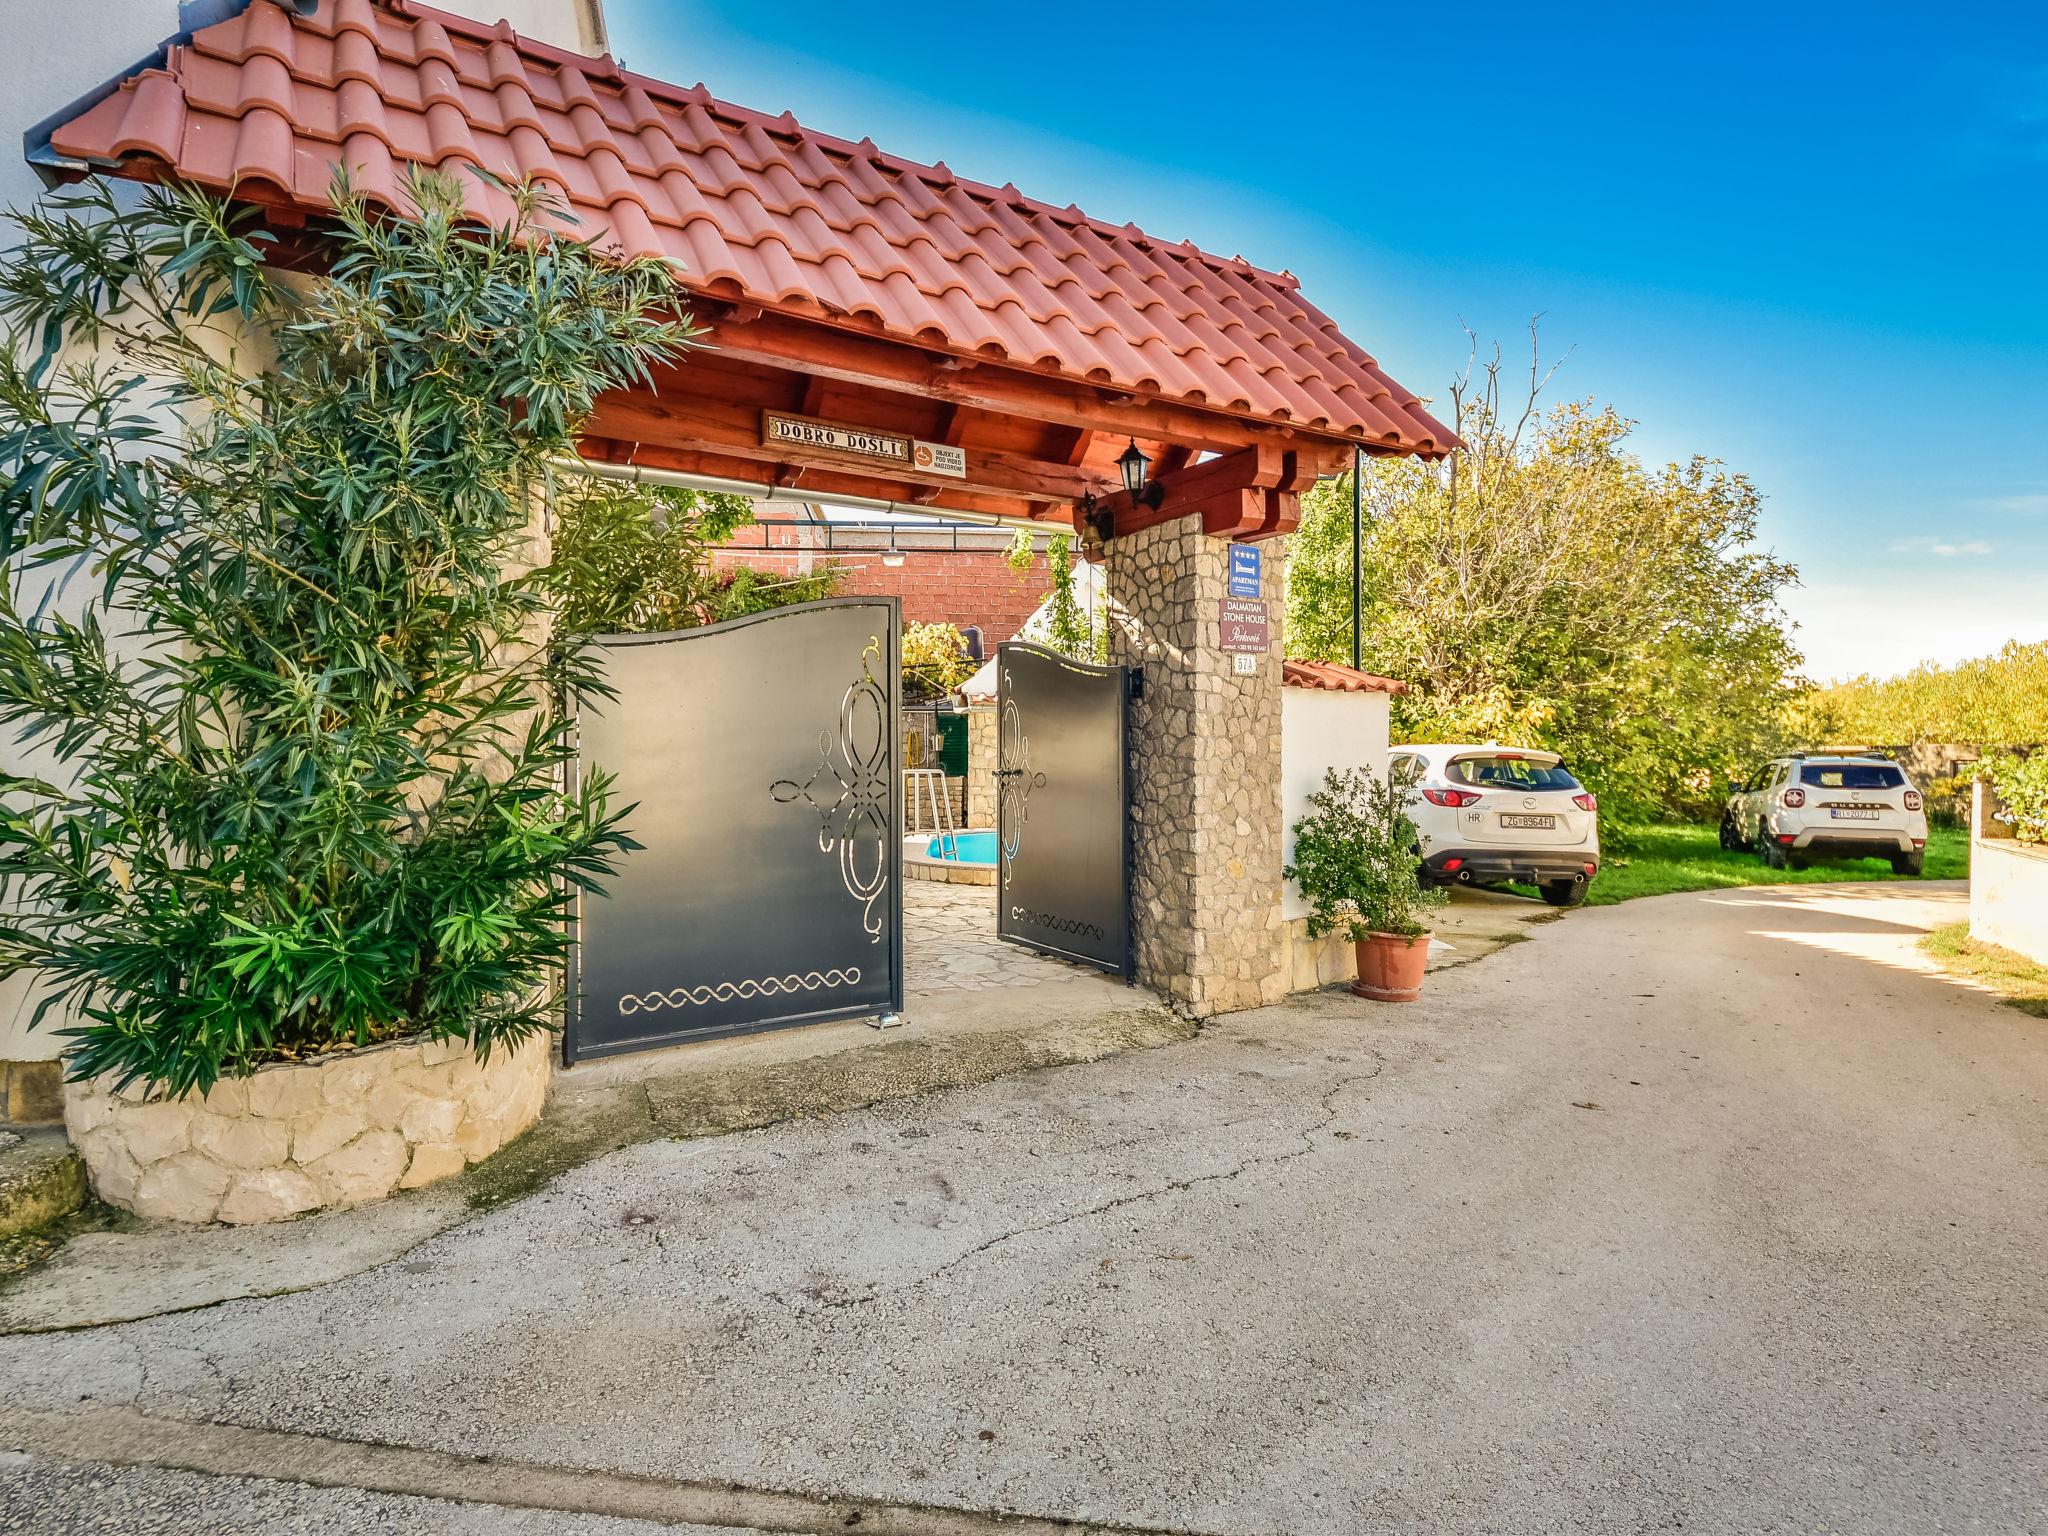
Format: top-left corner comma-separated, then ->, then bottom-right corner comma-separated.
926,830 -> 998,865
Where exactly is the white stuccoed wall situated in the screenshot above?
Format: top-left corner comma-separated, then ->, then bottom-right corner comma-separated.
0,0 -> 604,1066
1970,843 -> 2048,966
483,0 -> 608,51
1279,688 -> 1392,922
1970,783 -> 2048,967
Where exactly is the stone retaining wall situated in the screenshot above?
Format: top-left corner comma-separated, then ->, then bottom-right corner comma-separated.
1287,918 -> 1358,991
63,1030 -> 550,1225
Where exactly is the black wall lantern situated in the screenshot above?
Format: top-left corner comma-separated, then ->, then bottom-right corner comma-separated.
1118,439 -> 1165,509
1082,438 -> 1166,545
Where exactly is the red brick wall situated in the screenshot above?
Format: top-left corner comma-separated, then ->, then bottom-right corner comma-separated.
714,545 -> 1048,647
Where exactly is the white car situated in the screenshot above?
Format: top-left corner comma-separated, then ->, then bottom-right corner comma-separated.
1719,753 -> 1928,874
1391,744 -> 1601,907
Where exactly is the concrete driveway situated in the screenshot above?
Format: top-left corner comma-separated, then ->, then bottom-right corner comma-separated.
3,881 -> 2043,1534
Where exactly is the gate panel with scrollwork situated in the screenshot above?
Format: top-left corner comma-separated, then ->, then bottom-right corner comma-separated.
995,641 -> 1133,975
566,599 -> 901,1060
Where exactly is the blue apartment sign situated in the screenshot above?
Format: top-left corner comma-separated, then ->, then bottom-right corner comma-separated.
1228,544 -> 1262,597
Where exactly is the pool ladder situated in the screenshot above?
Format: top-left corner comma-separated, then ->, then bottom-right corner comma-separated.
903,768 -> 960,859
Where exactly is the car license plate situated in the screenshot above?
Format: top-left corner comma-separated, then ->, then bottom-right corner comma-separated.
1831,808 -> 1879,821
1500,814 -> 1556,830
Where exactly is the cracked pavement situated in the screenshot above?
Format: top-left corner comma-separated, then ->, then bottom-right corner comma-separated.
2,881 -> 2045,1534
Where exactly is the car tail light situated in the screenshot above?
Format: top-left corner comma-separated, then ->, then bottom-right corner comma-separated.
1778,834 -> 1797,846
1781,787 -> 1807,809
1422,787 -> 1482,808
1913,838 -> 1926,848
1441,857 -> 1465,872
1572,793 -> 1597,812
1904,790 -> 1922,811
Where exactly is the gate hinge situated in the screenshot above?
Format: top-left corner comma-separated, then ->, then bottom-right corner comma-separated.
1127,667 -> 1144,702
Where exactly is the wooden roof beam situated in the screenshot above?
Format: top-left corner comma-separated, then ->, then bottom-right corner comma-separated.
581,436 -> 1045,523
699,307 -> 1374,471
585,396 -> 1112,506
1088,444 -> 1307,543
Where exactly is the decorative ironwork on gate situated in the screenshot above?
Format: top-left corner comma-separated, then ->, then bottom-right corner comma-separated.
995,641 -> 1133,976
771,637 -> 892,940
566,599 -> 902,1061
995,674 -> 1047,871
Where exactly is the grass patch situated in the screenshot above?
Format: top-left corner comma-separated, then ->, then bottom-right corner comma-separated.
1921,923 -> 2048,1018
1509,822 -> 1969,907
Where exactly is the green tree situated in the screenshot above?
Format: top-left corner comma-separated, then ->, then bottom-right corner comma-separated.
1287,343 -> 1803,821
0,172 -> 687,1096
1800,641 -> 2048,746
541,479 -> 846,637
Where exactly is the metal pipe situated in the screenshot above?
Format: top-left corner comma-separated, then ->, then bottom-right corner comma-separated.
1351,442 -> 1364,670
545,454 -> 1013,527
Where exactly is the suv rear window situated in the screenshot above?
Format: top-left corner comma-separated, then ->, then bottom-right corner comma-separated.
1800,763 -> 1905,789
1447,755 -> 1580,791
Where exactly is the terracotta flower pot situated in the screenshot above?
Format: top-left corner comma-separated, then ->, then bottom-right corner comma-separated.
1351,930 -> 1431,1003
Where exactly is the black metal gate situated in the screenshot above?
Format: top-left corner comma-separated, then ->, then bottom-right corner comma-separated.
566,599 -> 902,1060
995,641 -> 1133,975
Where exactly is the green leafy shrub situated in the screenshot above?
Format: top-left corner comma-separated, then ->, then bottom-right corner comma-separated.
0,172 -> 690,1097
543,478 -> 755,635
1984,753 -> 2048,843
1285,763 -> 1447,940
705,563 -> 842,622
540,478 -> 844,636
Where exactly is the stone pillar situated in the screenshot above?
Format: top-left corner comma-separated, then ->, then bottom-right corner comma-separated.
1104,518 -> 1287,1015
964,703 -> 998,828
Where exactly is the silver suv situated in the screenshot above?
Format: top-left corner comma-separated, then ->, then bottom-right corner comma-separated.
1719,753 -> 1929,875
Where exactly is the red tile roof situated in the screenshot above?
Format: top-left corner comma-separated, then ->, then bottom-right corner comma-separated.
44,0 -> 1453,455
1281,660 -> 1408,695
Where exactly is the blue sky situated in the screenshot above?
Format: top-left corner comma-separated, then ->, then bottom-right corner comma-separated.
608,1 -> 2048,681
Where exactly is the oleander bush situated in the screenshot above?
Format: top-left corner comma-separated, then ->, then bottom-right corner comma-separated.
0,171 -> 690,1097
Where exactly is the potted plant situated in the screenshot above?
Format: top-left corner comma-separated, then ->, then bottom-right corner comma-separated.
1286,764 -> 1448,1002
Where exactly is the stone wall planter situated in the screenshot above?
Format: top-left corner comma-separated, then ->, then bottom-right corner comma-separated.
62,1031 -> 550,1225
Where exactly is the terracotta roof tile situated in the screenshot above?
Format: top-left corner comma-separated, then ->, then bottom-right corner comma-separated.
44,0 -> 1453,453
1281,660 -> 1409,695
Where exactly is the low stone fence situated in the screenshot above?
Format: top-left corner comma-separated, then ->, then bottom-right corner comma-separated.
1971,780 -> 2048,966
64,1030 -> 550,1225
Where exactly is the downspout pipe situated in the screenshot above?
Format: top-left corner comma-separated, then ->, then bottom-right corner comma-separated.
1351,442 -> 1364,670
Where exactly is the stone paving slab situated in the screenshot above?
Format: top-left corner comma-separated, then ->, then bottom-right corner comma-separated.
903,881 -> 1100,996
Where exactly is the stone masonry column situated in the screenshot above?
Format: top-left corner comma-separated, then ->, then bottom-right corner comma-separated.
1104,517 -> 1287,1016
964,703 -> 997,828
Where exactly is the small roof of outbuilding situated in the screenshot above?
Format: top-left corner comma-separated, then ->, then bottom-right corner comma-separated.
1280,660 -> 1408,695
39,0 -> 1453,457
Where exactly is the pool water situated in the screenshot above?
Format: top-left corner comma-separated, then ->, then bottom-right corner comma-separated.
927,830 -> 998,865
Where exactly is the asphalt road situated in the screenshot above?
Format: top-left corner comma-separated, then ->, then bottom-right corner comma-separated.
2,882 -> 2042,1535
